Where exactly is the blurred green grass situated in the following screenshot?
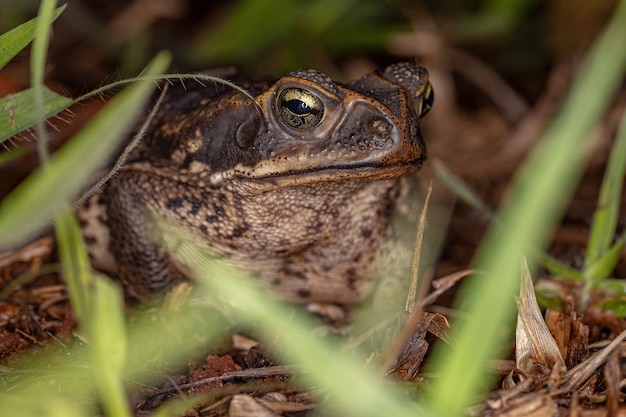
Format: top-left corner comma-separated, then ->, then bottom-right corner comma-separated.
0,0 -> 561,86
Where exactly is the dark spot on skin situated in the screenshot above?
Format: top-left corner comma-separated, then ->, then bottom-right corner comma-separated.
214,205 -> 225,217
346,267 -> 356,277
166,197 -> 183,210
293,270 -> 306,279
308,221 -> 323,234
199,225 -> 208,234
78,218 -> 88,228
181,153 -> 194,169
82,200 -> 91,209
189,197 -> 203,215
205,215 -> 219,223
271,279 -> 282,286
361,229 -> 372,239
281,265 -> 306,280
201,190 -> 211,200
348,276 -> 358,291
218,193 -> 227,202
298,289 -> 311,298
383,200 -> 394,217
231,225 -> 248,238
83,235 -> 97,245
352,252 -> 362,263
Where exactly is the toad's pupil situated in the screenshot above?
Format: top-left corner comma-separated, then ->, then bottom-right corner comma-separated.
286,99 -> 310,115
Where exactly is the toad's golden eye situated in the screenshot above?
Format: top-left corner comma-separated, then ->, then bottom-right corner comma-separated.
420,82 -> 434,117
277,88 -> 324,129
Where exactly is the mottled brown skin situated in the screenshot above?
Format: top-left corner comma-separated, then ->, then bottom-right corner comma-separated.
79,63 -> 431,305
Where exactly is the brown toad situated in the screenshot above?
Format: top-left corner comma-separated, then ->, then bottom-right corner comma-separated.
79,63 -> 432,305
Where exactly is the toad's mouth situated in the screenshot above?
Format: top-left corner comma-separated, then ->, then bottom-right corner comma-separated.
212,152 -> 427,191
266,158 -> 425,181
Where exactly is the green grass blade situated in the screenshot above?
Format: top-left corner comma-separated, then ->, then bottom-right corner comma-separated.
598,278 -> 626,296
89,277 -> 131,417
426,1 -> 626,415
0,394 -> 86,417
0,5 -> 65,70
31,0 -> 60,163
584,108 -> 626,275
0,51 -> 171,249
54,205 -> 93,328
45,208 -> 130,416
585,239 -> 625,284
0,73 -> 250,145
433,160 -> 493,216
597,298 -> 626,318
541,254 -> 584,280
0,87 -> 73,144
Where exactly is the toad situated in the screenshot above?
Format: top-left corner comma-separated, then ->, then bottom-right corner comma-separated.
78,63 -> 433,306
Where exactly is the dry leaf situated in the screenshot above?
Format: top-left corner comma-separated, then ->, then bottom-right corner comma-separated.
229,394 -> 281,417
504,259 -> 566,389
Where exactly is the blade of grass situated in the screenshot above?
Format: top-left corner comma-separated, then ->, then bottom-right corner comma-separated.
433,159 -> 493,216
123,296 -> 233,380
585,238 -> 625,285
0,51 -> 171,249
434,157 -> 587,281
56,203 -> 130,415
541,254 -> 584,280
89,277 -> 131,417
598,278 -> 626,296
0,4 -> 65,70
0,394 -> 86,417
31,0 -> 59,164
0,74 -> 250,145
596,298 -> 626,318
0,87 -> 73,144
584,108 -> 626,279
55,206 -> 92,328
426,1 -> 626,415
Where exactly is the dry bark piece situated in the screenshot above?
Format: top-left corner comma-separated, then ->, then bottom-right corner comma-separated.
388,312 -> 449,381
544,309 -> 589,368
0,237 -> 53,268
